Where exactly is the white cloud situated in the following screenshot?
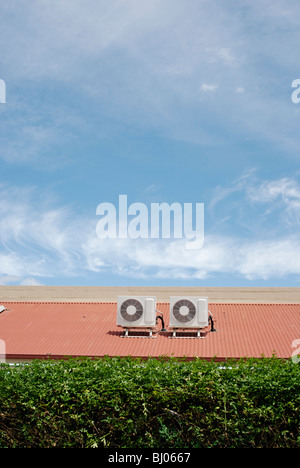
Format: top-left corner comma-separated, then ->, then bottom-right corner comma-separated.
82,232 -> 300,282
245,176 -> 300,228
2,0 -> 300,154
200,83 -> 219,93
2,175 -> 300,285
247,177 -> 300,205
237,237 -> 300,280
0,176 -> 300,285
0,275 -> 44,286
0,184 -> 91,279
209,171 -> 300,232
207,47 -> 238,66
19,277 -> 44,286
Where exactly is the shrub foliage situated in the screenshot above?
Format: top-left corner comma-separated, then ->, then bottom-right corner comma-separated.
0,356 -> 299,448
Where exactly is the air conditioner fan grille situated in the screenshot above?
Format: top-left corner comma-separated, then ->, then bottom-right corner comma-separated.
173,299 -> 196,323
120,298 -> 144,322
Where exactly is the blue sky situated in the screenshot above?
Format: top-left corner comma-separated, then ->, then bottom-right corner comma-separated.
1,0 -> 300,287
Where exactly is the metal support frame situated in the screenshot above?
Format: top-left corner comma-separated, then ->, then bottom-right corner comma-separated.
123,328 -> 154,338
171,328 -> 204,338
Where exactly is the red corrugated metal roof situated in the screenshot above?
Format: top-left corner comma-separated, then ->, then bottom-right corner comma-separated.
0,301 -> 299,360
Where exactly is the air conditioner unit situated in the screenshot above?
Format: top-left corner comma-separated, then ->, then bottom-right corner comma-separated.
169,296 -> 209,329
117,296 -> 157,329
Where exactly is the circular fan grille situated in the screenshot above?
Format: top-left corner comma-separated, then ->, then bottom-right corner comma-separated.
120,298 -> 144,322
172,299 -> 196,323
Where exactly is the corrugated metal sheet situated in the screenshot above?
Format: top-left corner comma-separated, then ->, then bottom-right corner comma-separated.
0,301 -> 299,360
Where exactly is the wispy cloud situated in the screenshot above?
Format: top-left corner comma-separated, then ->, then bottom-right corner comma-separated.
247,177 -> 300,228
1,2 -> 300,286
0,275 -> 44,286
83,232 -> 300,282
2,0 -> 300,161
200,83 -> 219,93
0,184 -> 92,280
1,174 -> 300,284
247,177 -> 300,205
209,171 -> 300,234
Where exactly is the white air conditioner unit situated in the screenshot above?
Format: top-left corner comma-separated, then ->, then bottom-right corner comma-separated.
117,296 -> 157,328
169,296 -> 209,329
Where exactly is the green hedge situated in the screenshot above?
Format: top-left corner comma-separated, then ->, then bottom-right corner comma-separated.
0,356 -> 299,448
